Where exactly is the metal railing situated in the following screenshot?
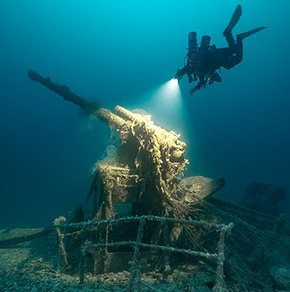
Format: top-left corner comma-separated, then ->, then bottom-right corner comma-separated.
55,215 -> 233,292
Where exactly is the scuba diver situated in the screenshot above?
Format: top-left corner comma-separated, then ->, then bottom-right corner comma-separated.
175,5 -> 266,94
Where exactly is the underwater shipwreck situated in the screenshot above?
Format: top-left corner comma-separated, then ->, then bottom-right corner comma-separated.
1,71 -> 290,292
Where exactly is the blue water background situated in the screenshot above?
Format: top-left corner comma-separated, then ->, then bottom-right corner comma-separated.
0,0 -> 289,227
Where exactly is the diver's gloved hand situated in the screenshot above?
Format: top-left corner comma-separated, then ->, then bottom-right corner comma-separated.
212,72 -> 222,83
188,75 -> 194,83
175,69 -> 184,82
208,72 -> 222,85
190,77 -> 206,94
190,87 -> 199,94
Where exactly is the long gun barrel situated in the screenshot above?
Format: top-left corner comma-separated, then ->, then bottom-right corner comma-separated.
27,70 -> 125,129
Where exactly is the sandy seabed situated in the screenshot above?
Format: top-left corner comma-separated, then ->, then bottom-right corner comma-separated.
0,229 -> 215,292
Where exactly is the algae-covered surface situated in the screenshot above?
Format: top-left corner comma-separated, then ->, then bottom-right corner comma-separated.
2,229 -> 289,292
0,229 -> 219,292
2,217 -> 290,292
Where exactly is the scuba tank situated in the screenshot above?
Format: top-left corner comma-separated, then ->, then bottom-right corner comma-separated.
196,35 -> 211,73
187,32 -> 198,66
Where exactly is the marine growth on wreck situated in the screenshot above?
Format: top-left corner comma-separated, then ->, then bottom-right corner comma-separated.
15,71 -> 289,291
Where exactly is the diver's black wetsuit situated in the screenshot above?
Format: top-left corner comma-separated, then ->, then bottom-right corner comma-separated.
204,30 -> 243,74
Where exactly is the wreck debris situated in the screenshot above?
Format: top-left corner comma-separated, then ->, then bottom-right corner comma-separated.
55,215 -> 233,291
180,176 -> 225,203
269,265 -> 290,289
207,197 -> 278,230
240,181 -> 287,216
214,223 -> 233,292
0,227 -> 53,248
127,218 -> 145,292
53,216 -> 68,269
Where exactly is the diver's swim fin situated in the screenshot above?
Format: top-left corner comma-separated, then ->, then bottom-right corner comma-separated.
237,26 -> 266,40
223,4 -> 242,35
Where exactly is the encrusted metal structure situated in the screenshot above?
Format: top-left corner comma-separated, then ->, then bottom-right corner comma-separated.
54,215 -> 233,292
28,70 -> 290,292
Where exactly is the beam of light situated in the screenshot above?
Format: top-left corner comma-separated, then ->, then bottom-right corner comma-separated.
123,78 -> 204,175
125,79 -> 186,131
150,78 -> 182,112
127,78 -> 192,147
